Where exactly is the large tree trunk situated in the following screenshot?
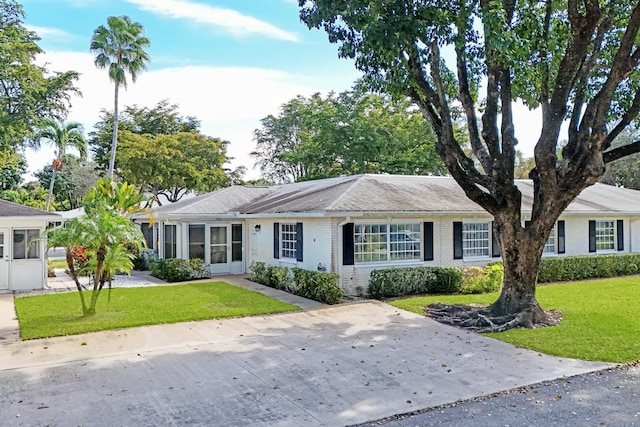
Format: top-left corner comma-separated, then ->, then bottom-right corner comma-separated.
488,216 -> 551,328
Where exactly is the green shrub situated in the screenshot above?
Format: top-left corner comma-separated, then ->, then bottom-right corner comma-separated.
249,262 -> 269,285
460,264 -> 504,294
537,253 -> 640,283
248,263 -> 344,304
293,268 -> 343,304
149,258 -> 211,282
368,267 -> 463,299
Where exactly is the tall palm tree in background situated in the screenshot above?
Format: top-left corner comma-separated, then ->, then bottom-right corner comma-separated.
90,15 -> 151,179
35,119 -> 87,211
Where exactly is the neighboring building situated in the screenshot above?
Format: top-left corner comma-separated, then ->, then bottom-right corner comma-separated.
0,199 -> 60,292
141,175 -> 640,295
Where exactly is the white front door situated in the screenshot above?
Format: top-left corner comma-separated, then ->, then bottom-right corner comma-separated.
0,229 -> 8,290
209,225 -> 230,274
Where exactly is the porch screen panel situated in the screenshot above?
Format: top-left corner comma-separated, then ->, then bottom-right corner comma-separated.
232,224 -> 242,262
188,225 -> 205,260
210,226 -> 227,264
164,225 -> 177,258
141,222 -> 153,249
13,229 -> 40,260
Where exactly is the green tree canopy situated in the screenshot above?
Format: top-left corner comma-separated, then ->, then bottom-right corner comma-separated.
300,0 -> 640,329
116,130 -> 230,204
89,101 -> 233,204
252,87 -> 446,183
0,148 -> 25,190
90,100 -> 199,170
0,0 -> 79,148
34,155 -> 99,211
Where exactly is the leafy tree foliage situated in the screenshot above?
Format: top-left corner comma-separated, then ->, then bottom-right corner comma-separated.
90,15 -> 151,178
90,100 -> 199,170
0,182 -> 48,209
252,88 -> 445,183
0,0 -> 78,148
35,155 -> 99,210
0,148 -> 25,190
300,0 -> 640,328
90,100 -> 232,204
116,130 -> 230,204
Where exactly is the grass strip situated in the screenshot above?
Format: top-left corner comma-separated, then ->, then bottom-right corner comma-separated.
389,276 -> 640,363
15,281 -> 299,339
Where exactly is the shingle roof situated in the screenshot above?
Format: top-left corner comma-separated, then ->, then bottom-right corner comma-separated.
151,175 -> 640,217
0,199 -> 60,217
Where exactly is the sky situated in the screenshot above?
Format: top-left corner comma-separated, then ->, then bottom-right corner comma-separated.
20,0 -> 542,181
20,0 -> 363,180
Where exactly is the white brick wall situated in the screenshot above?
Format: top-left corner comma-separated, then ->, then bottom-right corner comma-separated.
246,218 -> 333,273
162,214 -> 640,297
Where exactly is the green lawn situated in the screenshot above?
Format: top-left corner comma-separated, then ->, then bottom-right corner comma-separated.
15,282 -> 300,339
390,276 -> 640,363
48,259 -> 68,269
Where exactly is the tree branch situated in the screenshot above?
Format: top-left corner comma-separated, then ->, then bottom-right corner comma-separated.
603,139 -> 640,164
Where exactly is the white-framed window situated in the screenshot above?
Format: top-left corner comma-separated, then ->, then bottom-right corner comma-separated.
280,223 -> 297,259
596,220 -> 615,251
354,223 -> 420,263
543,224 -> 556,254
462,222 -> 489,258
13,229 -> 40,260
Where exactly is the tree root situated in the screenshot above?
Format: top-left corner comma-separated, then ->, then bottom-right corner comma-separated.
424,303 -> 562,333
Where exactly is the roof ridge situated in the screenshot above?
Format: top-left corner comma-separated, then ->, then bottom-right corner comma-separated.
326,175 -> 367,210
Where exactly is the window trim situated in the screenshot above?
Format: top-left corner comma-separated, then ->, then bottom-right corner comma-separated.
353,222 -> 421,264
594,219 -> 616,253
13,228 -> 41,260
461,221 -> 490,260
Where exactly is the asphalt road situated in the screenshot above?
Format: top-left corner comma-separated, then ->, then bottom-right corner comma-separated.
359,363 -> 640,426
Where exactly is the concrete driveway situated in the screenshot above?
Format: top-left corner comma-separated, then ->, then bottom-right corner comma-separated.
0,301 -> 610,426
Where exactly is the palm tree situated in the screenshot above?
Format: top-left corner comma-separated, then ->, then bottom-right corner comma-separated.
35,119 -> 87,211
47,178 -> 150,314
90,16 -> 151,179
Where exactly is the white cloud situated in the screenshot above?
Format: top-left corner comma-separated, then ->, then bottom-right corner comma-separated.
26,50 -> 342,180
125,0 -> 299,42
24,24 -> 74,41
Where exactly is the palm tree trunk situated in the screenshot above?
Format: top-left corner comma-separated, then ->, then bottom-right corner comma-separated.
45,166 -> 57,211
107,84 -> 119,179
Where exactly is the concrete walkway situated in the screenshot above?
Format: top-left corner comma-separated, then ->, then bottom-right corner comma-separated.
0,300 -> 611,426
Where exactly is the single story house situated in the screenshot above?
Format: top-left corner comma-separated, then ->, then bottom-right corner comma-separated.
0,199 -> 60,292
141,174 -> 640,295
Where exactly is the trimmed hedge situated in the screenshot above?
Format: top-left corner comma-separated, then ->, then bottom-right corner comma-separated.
537,253 -> 640,283
368,267 -> 463,299
249,262 -> 344,304
149,258 -> 211,282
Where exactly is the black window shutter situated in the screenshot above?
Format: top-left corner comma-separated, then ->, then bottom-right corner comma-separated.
588,220 -> 596,253
453,222 -> 463,259
343,223 -> 355,266
557,220 -> 565,254
273,222 -> 280,259
491,221 -> 501,258
423,222 -> 434,261
617,220 -> 624,251
296,222 -> 304,261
